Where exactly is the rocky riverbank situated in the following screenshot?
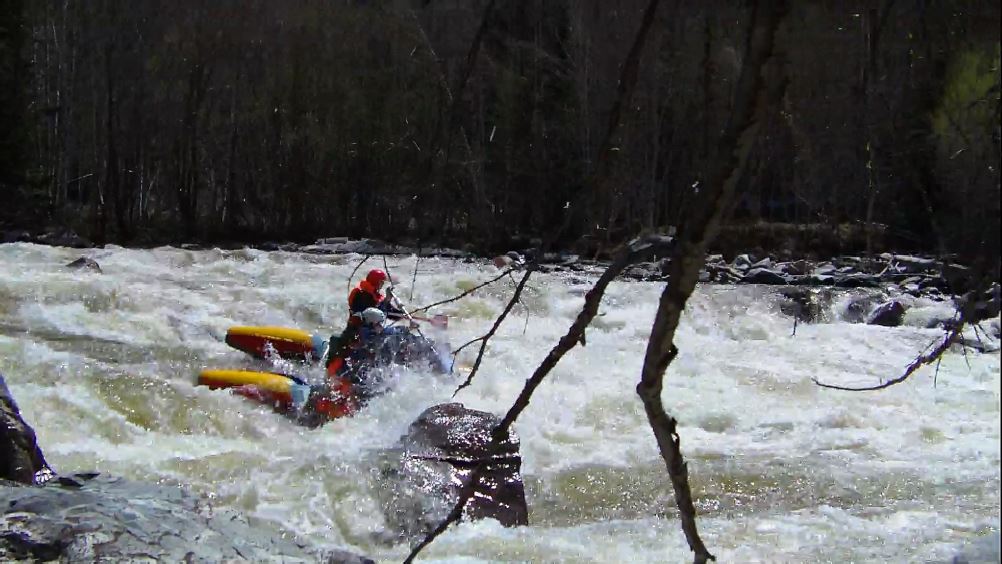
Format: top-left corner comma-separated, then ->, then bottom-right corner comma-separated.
2,374 -> 528,562
9,229 -> 1000,334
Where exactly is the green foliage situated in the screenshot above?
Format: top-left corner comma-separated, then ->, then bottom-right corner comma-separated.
930,44 -> 1001,153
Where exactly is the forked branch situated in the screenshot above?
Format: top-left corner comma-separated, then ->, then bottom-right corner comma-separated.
404,236 -> 671,563
410,268 -> 515,314
453,268 -> 534,396
813,278 -> 993,392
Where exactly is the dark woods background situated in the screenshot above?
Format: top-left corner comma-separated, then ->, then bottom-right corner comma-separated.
0,0 -> 999,266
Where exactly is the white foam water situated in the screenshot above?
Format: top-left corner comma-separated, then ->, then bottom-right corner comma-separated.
1,243 -> 998,562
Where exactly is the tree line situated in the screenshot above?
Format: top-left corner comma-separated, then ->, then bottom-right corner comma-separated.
0,0 -> 998,268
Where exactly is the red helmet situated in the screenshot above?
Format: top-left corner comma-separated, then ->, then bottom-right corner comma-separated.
366,269 -> 388,286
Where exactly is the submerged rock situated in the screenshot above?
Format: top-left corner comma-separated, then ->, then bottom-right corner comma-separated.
0,473 -> 371,563
867,301 -> 907,327
950,531 -> 1000,564
65,257 -> 102,273
374,403 -> 528,540
778,287 -> 835,323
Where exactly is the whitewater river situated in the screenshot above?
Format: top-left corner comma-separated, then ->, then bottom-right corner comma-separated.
1,243 -> 998,562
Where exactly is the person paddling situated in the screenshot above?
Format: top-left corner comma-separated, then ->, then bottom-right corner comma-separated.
329,269 -> 410,367
327,307 -> 387,376
348,269 -> 406,322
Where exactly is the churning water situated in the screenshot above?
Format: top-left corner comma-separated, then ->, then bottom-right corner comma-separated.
1,243 -> 998,562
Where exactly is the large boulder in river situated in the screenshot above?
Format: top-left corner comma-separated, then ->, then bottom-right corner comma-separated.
373,403 -> 528,540
0,474 -> 371,563
1,375 -> 53,485
1,375 -> 372,563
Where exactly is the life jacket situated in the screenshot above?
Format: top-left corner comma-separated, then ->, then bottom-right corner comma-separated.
326,325 -> 380,377
347,280 -> 384,325
309,376 -> 356,419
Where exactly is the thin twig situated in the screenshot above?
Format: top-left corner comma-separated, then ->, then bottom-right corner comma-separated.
347,255 -> 371,296
405,237 -> 668,563
410,250 -> 421,302
813,320 -> 964,391
451,336 -> 483,356
382,255 -> 393,284
814,277 -> 994,392
453,269 -> 534,396
410,269 -> 514,314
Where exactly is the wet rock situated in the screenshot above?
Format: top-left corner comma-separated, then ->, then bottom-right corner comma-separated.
623,263 -> 660,281
812,263 -> 837,277
732,254 -> 753,270
417,246 -> 470,258
943,263 -> 973,293
36,230 -> 92,249
374,403 -> 527,540
0,375 -> 54,485
707,264 -> 744,284
750,257 -> 773,270
256,241 -> 301,252
844,293 -> 886,324
1,230 -> 31,244
867,301 -> 907,327
835,273 -> 881,288
950,531 -> 1000,564
778,287 -> 835,323
891,254 -> 938,274
65,257 -> 101,273
743,268 -> 788,285
303,238 -> 402,255
494,251 -> 525,270
656,257 -> 672,275
781,259 -> 810,276
1,376 -> 370,563
0,474 -> 371,563
969,283 -> 1001,324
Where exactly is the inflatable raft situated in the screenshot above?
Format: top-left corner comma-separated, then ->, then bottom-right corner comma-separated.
197,368 -> 300,404
225,326 -> 328,361
197,368 -> 354,423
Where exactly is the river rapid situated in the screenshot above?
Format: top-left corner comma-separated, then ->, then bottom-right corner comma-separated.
1,243 -> 998,563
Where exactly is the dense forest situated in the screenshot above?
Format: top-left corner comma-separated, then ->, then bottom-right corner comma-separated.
0,0 -> 999,266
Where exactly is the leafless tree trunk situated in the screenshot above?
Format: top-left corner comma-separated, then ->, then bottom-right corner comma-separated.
636,2 -> 788,563
404,235 -> 674,563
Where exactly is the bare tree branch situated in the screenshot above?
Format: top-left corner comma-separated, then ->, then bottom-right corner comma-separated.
813,274 -> 995,392
813,322 -> 964,391
405,236 -> 671,563
814,292 -> 992,392
382,254 -> 393,283
453,269 -> 534,396
410,268 -> 514,314
346,254 -> 371,296
635,3 -> 788,563
410,252 -> 420,302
